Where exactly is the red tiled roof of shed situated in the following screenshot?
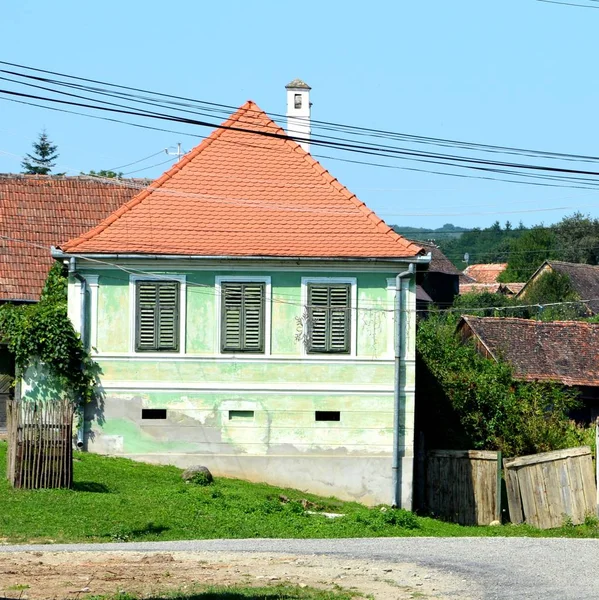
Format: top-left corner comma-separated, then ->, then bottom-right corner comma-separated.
62,101 -> 424,259
0,175 -> 140,301
459,315 -> 599,387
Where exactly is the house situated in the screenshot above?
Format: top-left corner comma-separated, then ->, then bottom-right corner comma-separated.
463,263 -> 507,284
517,260 -> 599,314
458,315 -> 599,421
0,175 -> 139,432
50,82 -> 430,507
460,263 -> 524,296
406,240 -> 461,309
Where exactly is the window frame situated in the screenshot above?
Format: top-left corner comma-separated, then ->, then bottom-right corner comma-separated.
300,277 -> 357,357
129,274 -> 187,355
215,276 -> 271,356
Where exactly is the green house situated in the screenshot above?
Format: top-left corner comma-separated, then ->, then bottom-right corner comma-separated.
53,99 -> 429,507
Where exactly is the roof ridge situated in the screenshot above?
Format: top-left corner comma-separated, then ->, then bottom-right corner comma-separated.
63,101 -> 260,252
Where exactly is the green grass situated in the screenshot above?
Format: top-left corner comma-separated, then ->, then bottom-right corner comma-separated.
1,442 -> 598,543
84,584 -> 365,599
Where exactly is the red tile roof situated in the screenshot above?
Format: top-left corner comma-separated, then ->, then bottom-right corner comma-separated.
0,175 -> 140,301
63,101 -> 424,260
463,263 -> 507,283
459,315 -> 599,387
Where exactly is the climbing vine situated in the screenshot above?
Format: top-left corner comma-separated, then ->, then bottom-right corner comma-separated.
0,263 -> 97,404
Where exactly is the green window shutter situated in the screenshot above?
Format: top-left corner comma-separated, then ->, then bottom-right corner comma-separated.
222,283 -> 265,353
136,281 -> 179,352
308,284 -> 351,354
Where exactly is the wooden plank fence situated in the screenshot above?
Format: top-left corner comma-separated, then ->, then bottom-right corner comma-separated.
6,398 -> 74,489
503,446 -> 596,529
426,450 -> 501,526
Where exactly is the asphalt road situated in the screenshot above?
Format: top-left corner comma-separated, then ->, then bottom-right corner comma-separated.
2,537 -> 598,599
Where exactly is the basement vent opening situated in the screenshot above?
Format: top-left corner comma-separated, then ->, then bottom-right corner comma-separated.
142,409 -> 167,420
315,411 -> 340,422
229,410 -> 255,420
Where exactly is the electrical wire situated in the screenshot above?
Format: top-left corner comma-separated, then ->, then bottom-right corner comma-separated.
4,60 -> 599,165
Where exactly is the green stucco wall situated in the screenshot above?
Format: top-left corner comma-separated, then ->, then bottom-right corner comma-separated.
69,263 -> 417,506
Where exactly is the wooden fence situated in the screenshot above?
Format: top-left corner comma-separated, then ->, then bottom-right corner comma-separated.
426,450 -> 501,526
503,446 -> 596,529
6,398 -> 74,489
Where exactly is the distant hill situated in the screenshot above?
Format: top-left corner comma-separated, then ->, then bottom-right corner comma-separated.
392,223 -> 468,242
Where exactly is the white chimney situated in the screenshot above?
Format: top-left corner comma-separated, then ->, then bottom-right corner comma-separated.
286,79 -> 311,153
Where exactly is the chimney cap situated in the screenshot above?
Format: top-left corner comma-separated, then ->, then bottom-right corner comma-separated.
285,78 -> 311,90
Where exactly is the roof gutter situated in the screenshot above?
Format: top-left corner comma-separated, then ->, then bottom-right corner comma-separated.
52,247 -> 432,265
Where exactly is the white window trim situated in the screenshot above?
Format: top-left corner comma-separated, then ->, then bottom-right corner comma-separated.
300,277 -> 357,358
129,274 -> 187,355
215,275 -> 272,356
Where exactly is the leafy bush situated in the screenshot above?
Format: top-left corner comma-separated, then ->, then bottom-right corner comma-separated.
417,312 -> 588,456
348,508 -> 420,531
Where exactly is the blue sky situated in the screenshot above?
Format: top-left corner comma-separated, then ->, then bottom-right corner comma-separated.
2,0 -> 598,230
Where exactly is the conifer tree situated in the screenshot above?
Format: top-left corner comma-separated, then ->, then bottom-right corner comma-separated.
21,130 -> 59,175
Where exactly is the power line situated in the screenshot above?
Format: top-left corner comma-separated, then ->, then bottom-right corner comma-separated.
4,60 -> 599,165
3,86 -> 599,192
537,0 -> 599,7
107,150 -> 166,172
4,86 -> 599,192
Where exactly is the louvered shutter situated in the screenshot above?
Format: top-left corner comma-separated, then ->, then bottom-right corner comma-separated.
135,281 -> 179,352
308,284 -> 351,354
222,283 -> 265,352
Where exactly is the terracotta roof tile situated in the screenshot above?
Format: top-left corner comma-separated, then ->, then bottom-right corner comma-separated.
459,315 -> 599,387
63,101 -> 424,259
463,263 -> 507,283
0,175 -> 140,301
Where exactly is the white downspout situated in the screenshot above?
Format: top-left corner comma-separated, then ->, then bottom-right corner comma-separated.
68,257 -> 86,450
392,263 -> 415,508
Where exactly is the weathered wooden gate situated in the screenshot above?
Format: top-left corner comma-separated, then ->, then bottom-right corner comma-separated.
426,450 -> 501,526
503,447 -> 597,529
6,397 -> 74,488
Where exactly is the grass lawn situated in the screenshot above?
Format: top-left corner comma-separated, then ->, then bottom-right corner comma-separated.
1,442 -> 598,543
84,585 -> 365,599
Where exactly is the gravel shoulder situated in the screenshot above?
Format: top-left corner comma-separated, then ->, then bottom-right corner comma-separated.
0,548 -> 474,600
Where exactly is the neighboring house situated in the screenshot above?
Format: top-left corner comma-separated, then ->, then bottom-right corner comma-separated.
517,260 -> 599,314
50,86 -> 430,507
406,240 -> 461,309
463,263 -> 507,284
460,263 -> 525,296
0,175 -> 139,432
458,315 -> 599,421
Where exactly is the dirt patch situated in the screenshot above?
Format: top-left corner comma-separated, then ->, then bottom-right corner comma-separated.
0,550 -> 475,599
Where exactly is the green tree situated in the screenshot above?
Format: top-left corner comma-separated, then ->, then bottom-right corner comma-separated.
499,226 -> 557,282
84,170 -> 123,179
553,212 -> 599,265
21,130 -> 59,175
523,270 -> 587,320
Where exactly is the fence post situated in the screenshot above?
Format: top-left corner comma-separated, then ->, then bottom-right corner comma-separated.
496,451 -> 502,522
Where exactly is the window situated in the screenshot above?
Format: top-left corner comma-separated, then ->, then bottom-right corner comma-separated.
142,408 -> 167,419
315,411 -> 340,421
294,93 -> 302,109
307,283 -> 351,354
221,282 -> 265,353
135,281 -> 180,352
